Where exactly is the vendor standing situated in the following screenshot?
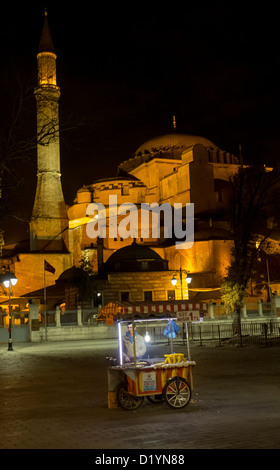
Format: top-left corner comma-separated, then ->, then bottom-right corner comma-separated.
123,322 -> 146,362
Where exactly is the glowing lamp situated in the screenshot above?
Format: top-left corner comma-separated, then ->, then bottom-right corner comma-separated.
3,273 -> 17,288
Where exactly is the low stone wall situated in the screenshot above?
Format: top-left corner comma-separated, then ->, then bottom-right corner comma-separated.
30,323 -> 118,342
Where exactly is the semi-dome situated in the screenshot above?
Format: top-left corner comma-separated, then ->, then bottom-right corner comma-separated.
135,133 -> 218,156
102,241 -> 168,273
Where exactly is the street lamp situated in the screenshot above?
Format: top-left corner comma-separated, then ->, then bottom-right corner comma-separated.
171,268 -> 192,300
3,272 -> 18,351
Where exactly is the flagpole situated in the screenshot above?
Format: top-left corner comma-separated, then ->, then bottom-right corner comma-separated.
44,259 -> 47,341
43,259 -> 55,342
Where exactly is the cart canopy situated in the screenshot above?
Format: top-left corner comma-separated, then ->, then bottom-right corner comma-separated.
97,300 -> 207,323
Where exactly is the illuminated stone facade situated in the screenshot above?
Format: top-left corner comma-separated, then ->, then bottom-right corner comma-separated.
68,135 -> 239,301
0,13 -> 243,307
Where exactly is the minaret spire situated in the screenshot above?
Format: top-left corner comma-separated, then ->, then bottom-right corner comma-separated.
38,8 -> 56,56
30,11 -> 69,252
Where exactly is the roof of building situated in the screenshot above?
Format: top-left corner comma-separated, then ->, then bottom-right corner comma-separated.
118,133 -> 220,173
107,241 -> 162,262
134,133 -> 219,156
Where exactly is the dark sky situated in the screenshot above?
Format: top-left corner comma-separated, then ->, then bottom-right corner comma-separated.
1,3 -> 280,242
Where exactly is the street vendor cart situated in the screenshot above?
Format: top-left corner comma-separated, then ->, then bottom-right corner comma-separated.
104,301 -> 206,411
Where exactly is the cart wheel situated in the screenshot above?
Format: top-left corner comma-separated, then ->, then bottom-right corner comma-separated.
116,382 -> 144,410
163,377 -> 191,409
146,394 -> 164,404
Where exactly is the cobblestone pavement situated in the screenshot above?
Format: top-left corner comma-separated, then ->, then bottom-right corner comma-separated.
0,339 -> 280,450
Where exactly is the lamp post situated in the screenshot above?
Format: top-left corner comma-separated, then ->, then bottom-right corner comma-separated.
171,268 -> 192,351
3,272 -> 18,351
171,267 -> 192,300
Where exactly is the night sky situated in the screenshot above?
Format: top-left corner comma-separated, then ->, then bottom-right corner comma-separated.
1,3 -> 280,242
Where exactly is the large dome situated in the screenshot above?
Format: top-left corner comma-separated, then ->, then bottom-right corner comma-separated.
119,133 -> 219,173
135,133 -> 218,155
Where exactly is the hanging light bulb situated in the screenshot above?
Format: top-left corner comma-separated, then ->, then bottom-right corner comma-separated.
144,331 -> 150,342
171,275 -> 177,286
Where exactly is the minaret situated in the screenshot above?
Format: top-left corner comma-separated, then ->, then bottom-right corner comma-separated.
30,10 -> 69,252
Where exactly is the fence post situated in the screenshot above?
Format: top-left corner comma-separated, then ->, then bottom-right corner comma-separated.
77,306 -> 83,326
209,300 -> 215,319
199,325 -> 203,347
258,299 -> 264,317
29,301 -> 40,342
217,324 -> 222,347
55,306 -> 61,327
271,293 -> 277,316
264,323 -> 268,347
189,323 -> 193,340
239,321 -> 243,347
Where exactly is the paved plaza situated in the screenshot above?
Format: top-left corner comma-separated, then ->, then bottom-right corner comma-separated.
0,338 -> 280,450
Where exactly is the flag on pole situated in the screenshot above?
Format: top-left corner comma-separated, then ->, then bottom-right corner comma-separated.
44,259 -> 56,274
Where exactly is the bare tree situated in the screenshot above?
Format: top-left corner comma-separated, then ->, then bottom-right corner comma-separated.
221,164 -> 280,334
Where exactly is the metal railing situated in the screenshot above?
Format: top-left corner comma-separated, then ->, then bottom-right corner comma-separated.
188,321 -> 280,347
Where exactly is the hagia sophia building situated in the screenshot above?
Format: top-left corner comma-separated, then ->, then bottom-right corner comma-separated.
0,11 -> 254,314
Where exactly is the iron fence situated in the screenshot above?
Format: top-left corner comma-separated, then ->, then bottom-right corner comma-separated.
188,321 -> 280,347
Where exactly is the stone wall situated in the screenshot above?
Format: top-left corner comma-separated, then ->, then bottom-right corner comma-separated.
104,271 -> 187,304
30,323 -> 118,342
